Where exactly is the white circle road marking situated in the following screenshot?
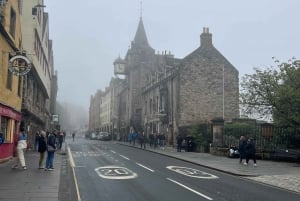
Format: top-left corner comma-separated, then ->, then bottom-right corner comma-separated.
95,166 -> 137,179
166,166 -> 218,179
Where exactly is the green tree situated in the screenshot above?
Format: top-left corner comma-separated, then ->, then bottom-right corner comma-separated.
224,122 -> 254,138
240,58 -> 300,126
188,124 -> 212,151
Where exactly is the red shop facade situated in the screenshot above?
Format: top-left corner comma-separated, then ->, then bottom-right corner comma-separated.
0,104 -> 22,162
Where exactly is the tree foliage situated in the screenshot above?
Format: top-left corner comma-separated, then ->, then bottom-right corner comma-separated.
224,122 -> 254,138
188,124 -> 212,148
240,58 -> 300,127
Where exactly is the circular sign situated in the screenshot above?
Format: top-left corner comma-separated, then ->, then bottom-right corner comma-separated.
8,55 -> 32,76
166,166 -> 218,179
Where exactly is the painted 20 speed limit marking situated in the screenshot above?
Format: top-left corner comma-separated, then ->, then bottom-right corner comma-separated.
95,166 -> 138,179
166,166 -> 218,179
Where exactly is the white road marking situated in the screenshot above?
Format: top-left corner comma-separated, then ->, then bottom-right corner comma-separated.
76,166 -> 87,168
166,166 -> 218,179
111,150 -> 116,154
119,155 -> 130,160
136,163 -> 155,172
167,178 -> 213,200
95,166 -> 137,179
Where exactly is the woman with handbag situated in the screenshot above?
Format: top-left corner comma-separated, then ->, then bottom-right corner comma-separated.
45,130 -> 57,171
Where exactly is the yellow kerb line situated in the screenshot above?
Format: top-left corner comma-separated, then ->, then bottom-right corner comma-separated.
67,145 -> 81,201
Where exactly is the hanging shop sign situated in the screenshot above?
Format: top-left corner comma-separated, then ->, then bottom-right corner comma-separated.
8,55 -> 32,76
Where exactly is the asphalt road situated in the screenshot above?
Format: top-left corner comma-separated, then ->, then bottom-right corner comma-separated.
68,138 -> 300,201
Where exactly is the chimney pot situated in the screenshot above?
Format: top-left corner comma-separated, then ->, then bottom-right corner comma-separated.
200,27 -> 212,47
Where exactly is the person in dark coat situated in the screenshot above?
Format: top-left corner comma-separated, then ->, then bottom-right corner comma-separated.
38,131 -> 47,169
139,132 -> 146,149
176,134 -> 183,152
72,132 -> 76,142
244,138 -> 257,166
238,135 -> 247,163
34,130 -> 41,151
149,133 -> 154,147
58,132 -> 64,150
45,130 -> 57,171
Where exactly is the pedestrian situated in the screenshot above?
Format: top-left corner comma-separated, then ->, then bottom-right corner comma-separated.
132,131 -> 138,146
63,131 -> 66,142
38,130 -> 47,169
128,132 -> 132,144
72,132 -> 75,142
58,131 -> 64,149
139,132 -> 146,149
238,135 -> 247,163
244,138 -> 257,166
176,133 -> 183,152
12,127 -> 27,170
34,130 -> 41,151
149,133 -> 154,147
153,133 -> 158,149
161,133 -> 166,149
45,129 -> 57,171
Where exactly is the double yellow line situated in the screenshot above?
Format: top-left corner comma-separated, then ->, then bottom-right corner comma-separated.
67,146 -> 81,201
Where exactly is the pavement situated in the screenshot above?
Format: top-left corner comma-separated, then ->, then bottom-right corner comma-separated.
0,146 -> 67,201
0,140 -> 299,201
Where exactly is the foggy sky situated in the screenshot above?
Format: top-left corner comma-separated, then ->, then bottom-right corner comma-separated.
44,0 -> 300,110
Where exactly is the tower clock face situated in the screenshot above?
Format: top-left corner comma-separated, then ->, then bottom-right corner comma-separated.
114,63 -> 125,74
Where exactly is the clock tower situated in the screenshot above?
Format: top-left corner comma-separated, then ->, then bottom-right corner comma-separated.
113,56 -> 126,75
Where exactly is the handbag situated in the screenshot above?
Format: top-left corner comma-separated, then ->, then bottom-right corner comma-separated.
47,145 -> 56,152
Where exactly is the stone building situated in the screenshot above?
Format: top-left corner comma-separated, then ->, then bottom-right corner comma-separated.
0,0 -> 23,161
90,17 -> 239,144
113,19 -> 239,144
20,0 -> 55,146
89,78 -> 124,137
89,90 -> 102,132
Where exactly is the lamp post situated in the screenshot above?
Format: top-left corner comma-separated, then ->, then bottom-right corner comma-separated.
222,65 -> 225,119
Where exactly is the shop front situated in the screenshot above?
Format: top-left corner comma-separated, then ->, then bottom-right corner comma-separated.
0,104 -> 22,162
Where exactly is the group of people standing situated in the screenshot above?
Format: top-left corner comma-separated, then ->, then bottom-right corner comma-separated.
127,131 -> 166,150
238,135 -> 257,166
12,128 -> 64,171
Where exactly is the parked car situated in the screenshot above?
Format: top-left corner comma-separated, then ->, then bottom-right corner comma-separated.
90,132 -> 97,140
98,132 -> 111,141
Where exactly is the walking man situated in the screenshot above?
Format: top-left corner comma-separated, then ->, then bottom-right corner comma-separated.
72,132 -> 75,142
176,133 -> 183,152
139,132 -> 146,149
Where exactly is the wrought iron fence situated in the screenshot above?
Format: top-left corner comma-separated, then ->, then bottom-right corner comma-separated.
224,125 -> 300,153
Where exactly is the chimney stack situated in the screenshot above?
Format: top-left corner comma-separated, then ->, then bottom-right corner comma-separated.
200,27 -> 212,47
